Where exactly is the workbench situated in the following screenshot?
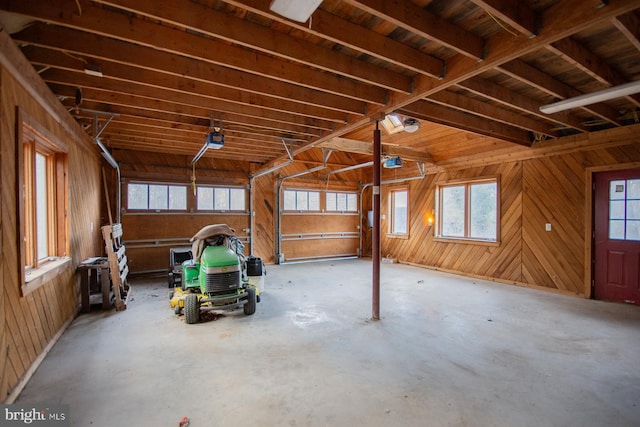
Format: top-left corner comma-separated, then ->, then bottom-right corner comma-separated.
78,257 -> 112,312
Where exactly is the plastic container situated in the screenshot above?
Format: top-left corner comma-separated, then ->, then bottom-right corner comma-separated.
246,256 -> 263,276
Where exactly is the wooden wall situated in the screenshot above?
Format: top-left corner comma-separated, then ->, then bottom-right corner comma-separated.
112,151 -> 254,273
1,32 -> 104,401
377,125 -> 640,297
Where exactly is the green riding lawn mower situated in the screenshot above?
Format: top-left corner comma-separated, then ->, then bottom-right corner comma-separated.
169,224 -> 264,324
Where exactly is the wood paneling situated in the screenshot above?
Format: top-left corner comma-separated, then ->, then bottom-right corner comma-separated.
280,212 -> 360,262
383,125 -> 640,297
122,213 -> 250,273
1,46 -> 103,401
251,173 -> 276,264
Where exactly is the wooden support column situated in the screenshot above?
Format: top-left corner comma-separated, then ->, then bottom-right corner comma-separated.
372,123 -> 381,320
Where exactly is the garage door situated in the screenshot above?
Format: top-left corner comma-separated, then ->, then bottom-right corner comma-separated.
279,189 -> 360,262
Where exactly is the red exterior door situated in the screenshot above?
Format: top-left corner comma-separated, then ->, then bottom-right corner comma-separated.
594,169 -> 640,305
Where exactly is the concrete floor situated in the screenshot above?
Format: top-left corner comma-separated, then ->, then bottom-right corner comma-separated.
15,259 -> 640,427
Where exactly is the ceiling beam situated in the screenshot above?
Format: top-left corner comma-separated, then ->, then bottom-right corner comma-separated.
0,0 -> 388,104
257,0 -> 640,170
428,90 -> 559,138
458,77 -> 590,132
26,46 -> 349,126
318,137 -> 434,164
221,0 -> 444,78
93,0 -> 416,91
340,0 -> 486,60
57,96 -> 322,140
468,0 -> 538,38
43,68 -> 338,133
400,101 -> 533,146
548,37 -> 640,106
14,24 -> 367,116
498,59 -> 623,125
612,11 -> 640,51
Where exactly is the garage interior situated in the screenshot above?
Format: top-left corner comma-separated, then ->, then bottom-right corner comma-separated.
1,0 -> 640,425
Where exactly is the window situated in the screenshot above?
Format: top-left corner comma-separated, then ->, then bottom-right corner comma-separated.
127,182 -> 187,210
18,112 -> 69,290
283,190 -> 320,211
609,179 -> 640,241
437,179 -> 498,242
389,188 -> 408,235
197,186 -> 245,211
326,192 -> 358,212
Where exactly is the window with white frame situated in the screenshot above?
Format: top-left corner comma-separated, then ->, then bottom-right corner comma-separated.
197,186 -> 245,211
437,178 -> 498,242
283,189 -> 320,211
326,192 -> 358,212
389,188 -> 409,235
127,183 -> 187,210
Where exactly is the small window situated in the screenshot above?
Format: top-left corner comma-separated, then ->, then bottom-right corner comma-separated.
437,178 -> 498,242
283,190 -> 320,211
389,188 -> 408,235
127,183 -> 187,211
197,186 -> 245,211
326,192 -> 358,212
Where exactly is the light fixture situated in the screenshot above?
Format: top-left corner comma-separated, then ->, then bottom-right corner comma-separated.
192,113 -> 224,164
84,63 -> 103,77
403,117 -> 420,133
381,113 -> 404,135
269,0 -> 322,22
383,156 -> 403,169
381,114 -> 421,134
539,80 -> 640,114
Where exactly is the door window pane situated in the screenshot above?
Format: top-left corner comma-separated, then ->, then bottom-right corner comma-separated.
610,180 -> 626,199
609,220 -> 625,240
609,200 -> 626,219
627,220 -> 640,241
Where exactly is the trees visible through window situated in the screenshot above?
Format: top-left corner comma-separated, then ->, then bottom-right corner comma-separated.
127,183 -> 187,210
389,189 -> 408,235
437,179 -> 498,242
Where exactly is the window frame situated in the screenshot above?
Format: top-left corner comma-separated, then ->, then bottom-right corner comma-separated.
435,176 -> 500,245
282,189 -> 321,212
387,186 -> 409,238
17,108 -> 70,294
196,185 -> 247,212
126,181 -> 189,212
325,191 -> 358,213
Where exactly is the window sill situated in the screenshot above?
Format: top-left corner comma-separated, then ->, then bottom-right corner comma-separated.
22,257 -> 72,296
386,233 -> 409,240
434,237 -> 500,247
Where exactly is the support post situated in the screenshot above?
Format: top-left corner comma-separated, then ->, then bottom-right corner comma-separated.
372,123 -> 381,320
